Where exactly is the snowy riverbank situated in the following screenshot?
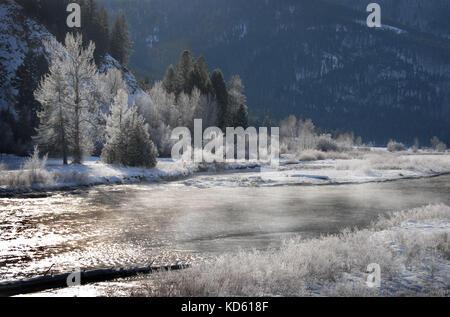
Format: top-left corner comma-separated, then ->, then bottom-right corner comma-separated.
132,204 -> 450,297
21,204 -> 450,297
1,151 -> 450,195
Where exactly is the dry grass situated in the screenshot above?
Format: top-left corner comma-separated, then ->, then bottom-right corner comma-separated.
336,152 -> 450,174
0,148 -> 89,189
298,150 -> 354,161
130,204 -> 450,297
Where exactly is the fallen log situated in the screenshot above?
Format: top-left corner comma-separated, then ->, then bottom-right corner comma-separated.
0,264 -> 190,297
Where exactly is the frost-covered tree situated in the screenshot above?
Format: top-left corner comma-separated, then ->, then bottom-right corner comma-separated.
280,115 -> 317,153
140,81 -> 178,156
99,68 -> 129,109
228,75 -> 247,127
194,95 -> 218,129
35,33 -> 102,164
64,33 -> 102,163
102,91 -> 158,167
34,55 -> 70,164
430,136 -> 447,152
177,88 -> 201,128
101,89 -> 129,163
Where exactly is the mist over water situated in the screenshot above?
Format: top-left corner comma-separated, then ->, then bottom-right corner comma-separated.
1,174 -> 450,281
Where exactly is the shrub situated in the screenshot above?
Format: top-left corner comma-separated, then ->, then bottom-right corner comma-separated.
0,146 -> 54,188
298,150 -> 326,161
431,137 -> 447,152
387,140 -> 406,152
316,135 -> 339,152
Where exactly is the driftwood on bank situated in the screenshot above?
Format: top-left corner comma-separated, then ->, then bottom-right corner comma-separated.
0,264 -> 190,297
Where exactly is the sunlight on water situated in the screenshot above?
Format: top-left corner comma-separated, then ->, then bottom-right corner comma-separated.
1,174 -> 450,281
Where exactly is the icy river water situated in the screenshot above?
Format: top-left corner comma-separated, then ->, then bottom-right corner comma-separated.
1,173 -> 450,282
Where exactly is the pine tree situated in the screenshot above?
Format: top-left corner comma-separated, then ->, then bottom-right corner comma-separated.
162,64 -> 179,95
123,105 -> 158,167
177,49 -> 195,94
110,10 -> 133,65
83,1 -> 110,64
211,69 -> 230,130
191,55 -> 213,96
102,92 -> 158,168
235,104 -> 249,129
13,49 -> 48,147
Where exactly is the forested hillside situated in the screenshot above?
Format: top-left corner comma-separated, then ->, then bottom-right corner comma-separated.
99,0 -> 450,145
0,0 -> 138,155
0,0 -> 249,159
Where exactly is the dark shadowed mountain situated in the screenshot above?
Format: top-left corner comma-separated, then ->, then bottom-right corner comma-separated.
95,1 -> 450,144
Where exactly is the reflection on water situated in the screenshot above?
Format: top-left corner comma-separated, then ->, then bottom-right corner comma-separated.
1,175 -> 450,281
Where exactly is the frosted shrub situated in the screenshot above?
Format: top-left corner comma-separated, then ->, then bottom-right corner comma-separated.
387,140 -> 406,152
53,170 -> 90,185
335,132 -> 355,151
316,135 -> 339,152
298,150 -> 326,161
280,116 -> 317,154
23,146 -> 47,171
133,204 -> 450,297
0,146 -> 55,188
431,137 -> 447,152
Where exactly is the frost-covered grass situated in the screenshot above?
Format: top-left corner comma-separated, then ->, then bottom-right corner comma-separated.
0,148 -> 56,188
297,149 -> 355,161
2,150 -> 450,191
0,153 -> 259,192
336,152 -> 450,174
133,204 -> 449,297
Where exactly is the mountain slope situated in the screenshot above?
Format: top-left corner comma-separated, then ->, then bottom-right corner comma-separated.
0,0 -> 146,154
100,0 -> 450,145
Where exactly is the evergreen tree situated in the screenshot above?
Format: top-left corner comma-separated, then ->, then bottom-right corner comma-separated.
190,55 -> 213,96
211,69 -> 230,130
102,91 -> 158,168
13,49 -> 48,148
177,49 -> 195,94
110,10 -> 133,65
83,1 -> 110,64
235,104 -> 249,129
162,64 -> 179,95
0,110 -> 16,155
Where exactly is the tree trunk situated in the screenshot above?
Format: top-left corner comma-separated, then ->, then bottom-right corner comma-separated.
0,264 -> 189,297
72,74 -> 82,164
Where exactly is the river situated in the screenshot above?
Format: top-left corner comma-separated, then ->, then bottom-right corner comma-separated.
1,173 -> 450,282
